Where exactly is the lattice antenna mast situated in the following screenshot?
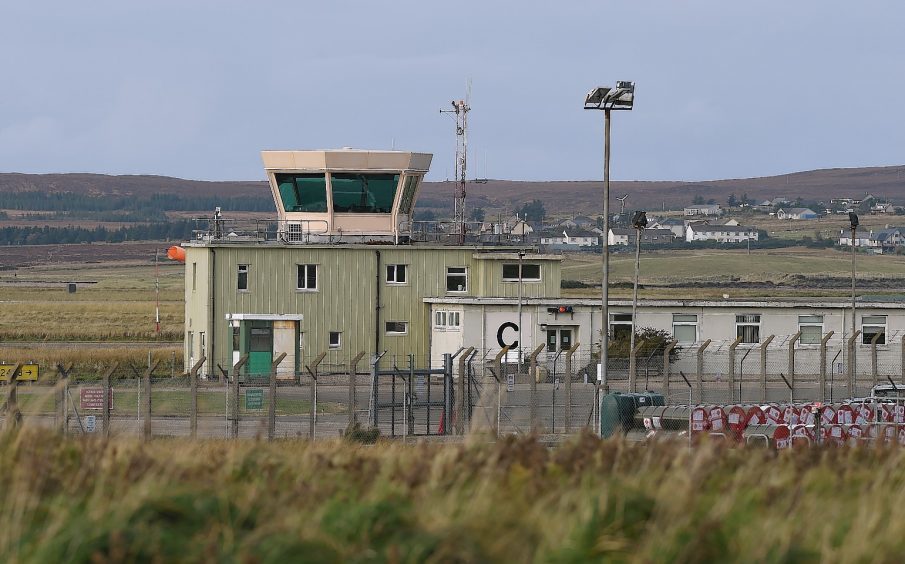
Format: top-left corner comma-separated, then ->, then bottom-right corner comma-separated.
441,91 -> 470,243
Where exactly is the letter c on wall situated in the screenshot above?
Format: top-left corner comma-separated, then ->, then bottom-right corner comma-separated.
497,322 -> 519,349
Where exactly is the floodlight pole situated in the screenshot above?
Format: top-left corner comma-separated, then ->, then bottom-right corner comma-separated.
851,224 -> 857,338
601,109 -> 611,391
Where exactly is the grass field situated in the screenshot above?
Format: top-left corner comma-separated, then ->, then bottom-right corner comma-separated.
560,246 -> 905,294
0,261 -> 183,341
3,430 -> 905,561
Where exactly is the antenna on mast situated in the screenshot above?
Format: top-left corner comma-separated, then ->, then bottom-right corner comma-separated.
441,81 -> 471,244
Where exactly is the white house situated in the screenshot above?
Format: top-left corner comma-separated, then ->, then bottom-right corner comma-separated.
776,207 -> 818,220
686,224 -> 759,243
608,228 -> 675,246
648,217 -> 686,238
684,204 -> 721,217
838,228 -> 901,251
539,229 -> 599,248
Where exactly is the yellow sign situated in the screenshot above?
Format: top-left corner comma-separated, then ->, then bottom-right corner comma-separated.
0,364 -> 39,382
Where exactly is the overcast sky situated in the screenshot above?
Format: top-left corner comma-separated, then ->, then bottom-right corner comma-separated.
1,1 -> 903,183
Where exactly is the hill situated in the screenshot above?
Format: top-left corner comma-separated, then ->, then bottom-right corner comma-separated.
1,164 -> 904,215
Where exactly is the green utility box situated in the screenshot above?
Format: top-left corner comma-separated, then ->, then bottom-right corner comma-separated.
600,392 -> 665,437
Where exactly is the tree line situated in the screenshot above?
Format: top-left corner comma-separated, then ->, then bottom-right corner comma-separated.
0,192 -> 275,215
0,221 -> 195,245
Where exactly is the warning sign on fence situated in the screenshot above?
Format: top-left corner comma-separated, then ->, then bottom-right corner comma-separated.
79,388 -> 113,410
245,388 -> 264,410
0,364 -> 39,382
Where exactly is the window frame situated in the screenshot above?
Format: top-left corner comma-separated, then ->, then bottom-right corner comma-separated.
862,315 -> 887,345
735,314 -> 761,344
798,315 -> 824,345
328,331 -> 342,350
610,313 -> 633,340
502,263 -> 542,282
446,266 -> 468,293
672,314 -> 698,344
237,264 -> 249,292
385,321 -> 409,336
386,264 -> 408,285
434,310 -> 461,332
296,264 -> 318,292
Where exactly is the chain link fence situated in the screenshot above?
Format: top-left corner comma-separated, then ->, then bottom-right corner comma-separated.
4,332 -> 905,439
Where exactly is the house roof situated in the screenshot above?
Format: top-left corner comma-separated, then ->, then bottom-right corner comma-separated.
685,204 -> 721,210
782,207 -> 817,215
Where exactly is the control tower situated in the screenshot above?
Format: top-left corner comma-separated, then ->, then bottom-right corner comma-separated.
262,149 -> 432,243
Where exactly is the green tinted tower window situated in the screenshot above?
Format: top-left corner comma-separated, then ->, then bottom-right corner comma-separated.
331,173 -> 400,213
275,173 -> 328,212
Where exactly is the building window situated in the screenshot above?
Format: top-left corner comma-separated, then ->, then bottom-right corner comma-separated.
385,321 -> 408,335
297,264 -> 318,290
434,311 -> 461,331
192,262 -> 197,291
187,331 -> 194,362
237,264 -> 249,291
862,315 -> 887,345
502,263 -> 541,281
330,173 -> 400,214
274,173 -> 328,213
672,314 -> 697,344
328,331 -> 342,349
736,314 -> 761,344
446,267 -> 467,292
798,315 -> 824,345
199,332 -> 205,359
610,313 -> 633,340
546,327 -> 573,352
232,326 -> 240,352
387,264 -> 407,284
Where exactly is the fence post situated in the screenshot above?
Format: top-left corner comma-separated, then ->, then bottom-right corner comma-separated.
230,355 -> 249,439
787,331 -> 801,390
142,359 -> 161,442
527,344 -> 545,433
348,352 -> 365,428
268,352 -> 287,441
188,356 -> 205,439
728,336 -> 743,403
305,352 -> 326,440
847,331 -> 861,400
55,364 -> 72,436
695,340 -> 710,404
759,335 -> 775,403
4,364 -> 22,431
486,346 -> 509,435
102,363 -> 118,438
456,347 -> 474,435
901,333 -> 905,384
662,341 -> 676,401
629,340 -> 644,393
564,342 -> 580,433
819,331 -> 834,402
871,331 -> 884,389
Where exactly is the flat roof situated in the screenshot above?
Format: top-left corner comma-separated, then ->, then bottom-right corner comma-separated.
423,297 -> 905,308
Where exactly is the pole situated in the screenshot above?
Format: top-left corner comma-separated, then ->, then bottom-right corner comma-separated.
629,225 -> 641,385
517,250 -> 524,374
600,109 -> 611,392
851,225 -> 857,338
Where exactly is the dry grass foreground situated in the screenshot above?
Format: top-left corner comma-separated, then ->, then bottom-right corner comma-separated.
1,432 -> 905,562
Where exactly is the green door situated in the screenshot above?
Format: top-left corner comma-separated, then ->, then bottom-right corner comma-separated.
247,323 -> 273,376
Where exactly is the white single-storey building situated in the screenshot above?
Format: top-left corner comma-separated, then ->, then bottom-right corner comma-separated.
686,224 -> 758,243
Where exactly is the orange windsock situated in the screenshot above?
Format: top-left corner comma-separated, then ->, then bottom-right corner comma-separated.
166,245 -> 186,263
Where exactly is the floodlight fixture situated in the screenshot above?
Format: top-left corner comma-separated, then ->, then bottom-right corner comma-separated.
584,81 -> 635,111
849,212 -> 859,229
631,210 -> 648,229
